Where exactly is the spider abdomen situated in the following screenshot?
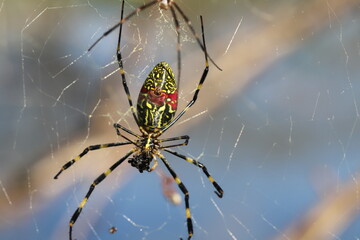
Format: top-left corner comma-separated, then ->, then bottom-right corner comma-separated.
137,62 -> 178,132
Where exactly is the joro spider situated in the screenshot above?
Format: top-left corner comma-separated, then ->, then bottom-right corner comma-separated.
54,1 -> 223,240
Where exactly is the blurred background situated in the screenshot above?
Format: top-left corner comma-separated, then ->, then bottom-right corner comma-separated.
1,0 -> 360,239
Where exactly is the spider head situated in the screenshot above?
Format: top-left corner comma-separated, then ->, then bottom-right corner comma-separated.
128,152 -> 153,173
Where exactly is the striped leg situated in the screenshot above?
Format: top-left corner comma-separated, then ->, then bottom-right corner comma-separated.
87,0 -> 221,72
69,149 -> 135,240
87,0 -> 160,52
162,16 -> 209,133
164,149 -> 223,198
169,5 -> 182,85
172,2 -> 222,71
54,141 -> 132,179
116,0 -> 139,125
114,123 -> 140,138
157,153 -> 193,240
114,123 -> 141,146
158,135 -> 189,148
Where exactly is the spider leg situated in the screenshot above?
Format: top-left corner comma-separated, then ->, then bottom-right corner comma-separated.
114,123 -> 141,138
117,0 -> 140,125
69,149 -> 135,240
169,5 -> 181,85
172,2 -> 222,71
87,0 -> 221,71
158,135 -> 189,148
149,155 -> 158,172
163,148 -> 223,198
54,141 -> 132,179
157,152 -> 193,240
87,0 -> 161,52
161,16 -> 209,133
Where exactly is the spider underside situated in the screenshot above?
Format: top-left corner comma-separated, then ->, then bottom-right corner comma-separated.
54,1 -> 223,240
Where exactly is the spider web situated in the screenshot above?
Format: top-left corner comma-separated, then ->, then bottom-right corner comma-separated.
1,0 -> 360,240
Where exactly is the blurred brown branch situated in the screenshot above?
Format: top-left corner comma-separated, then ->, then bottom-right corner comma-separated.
273,174 -> 360,240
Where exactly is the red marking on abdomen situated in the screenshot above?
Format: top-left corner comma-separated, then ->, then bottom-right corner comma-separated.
166,90 -> 178,110
139,87 -> 178,110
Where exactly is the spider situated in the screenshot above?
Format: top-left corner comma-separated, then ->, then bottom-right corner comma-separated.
54,1 -> 223,240
88,0 -> 222,83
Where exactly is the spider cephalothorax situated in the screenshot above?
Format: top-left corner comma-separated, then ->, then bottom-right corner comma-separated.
128,135 -> 160,173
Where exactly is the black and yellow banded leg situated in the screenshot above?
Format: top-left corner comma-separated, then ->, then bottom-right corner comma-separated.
162,16 -> 209,134
172,3 -> 222,71
163,148 -> 223,198
116,0 -> 140,126
114,123 -> 141,138
157,153 -> 193,240
113,123 -> 140,146
169,5 -> 182,84
87,0 -> 221,72
69,149 -> 135,240
158,135 -> 189,148
54,141 -> 132,179
87,0 -> 160,52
